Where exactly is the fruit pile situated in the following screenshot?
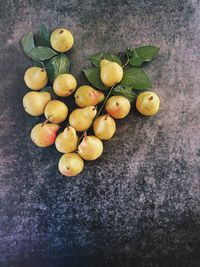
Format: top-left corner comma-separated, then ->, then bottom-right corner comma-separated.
21,26 -> 160,177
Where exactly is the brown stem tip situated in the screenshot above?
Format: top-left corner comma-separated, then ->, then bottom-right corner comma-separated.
59,30 -> 64,34
42,118 -> 49,127
83,131 -> 87,138
105,114 -> 110,120
149,96 -> 154,101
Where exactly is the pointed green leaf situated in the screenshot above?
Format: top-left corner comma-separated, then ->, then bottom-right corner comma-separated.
29,46 -> 57,61
34,24 -> 50,47
127,46 -> 160,67
135,46 -> 160,61
89,52 -> 122,66
121,67 -> 152,89
32,61 -> 44,67
89,52 -> 104,66
112,85 -> 136,102
83,67 -> 109,90
46,53 -> 70,82
21,31 -> 35,57
104,52 -> 122,65
127,48 -> 143,67
53,54 -> 70,74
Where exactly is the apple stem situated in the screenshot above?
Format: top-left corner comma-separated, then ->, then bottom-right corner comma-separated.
83,131 -> 87,138
42,118 -> 49,126
105,114 -> 110,120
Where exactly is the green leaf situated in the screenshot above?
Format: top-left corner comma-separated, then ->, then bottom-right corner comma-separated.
41,86 -> 57,99
29,46 -> 57,61
112,85 -> 136,102
127,46 -> 159,67
89,52 -> 104,66
89,52 -> 122,66
135,46 -> 160,61
46,53 -> 70,82
34,24 -> 50,47
120,67 -> 152,89
104,52 -> 122,65
127,48 -> 143,67
83,67 -> 109,90
20,31 -> 35,57
32,61 -> 44,67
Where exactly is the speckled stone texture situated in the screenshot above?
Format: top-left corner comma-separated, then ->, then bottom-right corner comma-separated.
0,0 -> 200,266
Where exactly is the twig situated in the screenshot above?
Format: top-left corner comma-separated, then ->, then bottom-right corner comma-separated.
95,84 -> 115,118
42,118 -> 49,126
122,54 -> 129,68
77,131 -> 86,146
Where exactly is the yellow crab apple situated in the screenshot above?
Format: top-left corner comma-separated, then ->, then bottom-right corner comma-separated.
31,123 -> 59,147
53,74 -> 77,97
136,91 -> 160,116
55,126 -> 78,153
78,135 -> 103,161
23,91 -> 51,116
93,114 -> 116,140
58,153 -> 84,176
50,28 -> 74,52
44,100 -> 68,123
100,59 -> 123,87
69,106 -> 97,132
24,67 -> 48,90
105,96 -> 130,119
75,85 -> 105,107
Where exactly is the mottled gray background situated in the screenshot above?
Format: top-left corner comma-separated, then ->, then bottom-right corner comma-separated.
0,0 -> 200,266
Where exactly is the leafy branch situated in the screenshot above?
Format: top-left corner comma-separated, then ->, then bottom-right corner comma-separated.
20,25 -> 71,83
83,45 -> 159,102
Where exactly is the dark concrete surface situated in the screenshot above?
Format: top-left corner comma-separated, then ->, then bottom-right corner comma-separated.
0,0 -> 200,266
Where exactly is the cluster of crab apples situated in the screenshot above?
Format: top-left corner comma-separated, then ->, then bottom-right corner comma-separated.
22,28 -> 160,177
